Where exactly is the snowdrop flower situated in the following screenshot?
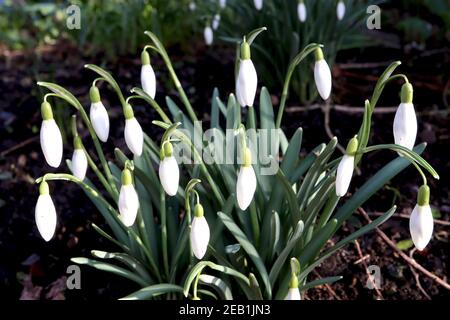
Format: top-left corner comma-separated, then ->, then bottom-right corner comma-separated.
236,148 -> 257,210
189,1 -> 196,11
89,86 -> 109,142
118,168 -> 139,227
219,0 -> 226,9
297,0 -> 307,22
337,0 -> 345,20
236,40 -> 257,107
71,136 -> 88,180
40,101 -> 63,168
336,136 -> 358,197
285,274 -> 301,300
190,203 -> 210,259
204,25 -> 213,46
159,142 -> 180,196
212,14 -> 221,30
35,181 -> 57,242
254,0 -> 263,10
123,104 -> 143,156
410,185 -> 434,251
314,48 -> 332,100
140,50 -> 157,99
393,83 -> 417,151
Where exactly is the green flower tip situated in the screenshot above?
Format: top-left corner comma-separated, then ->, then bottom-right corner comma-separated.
194,203 -> 204,218
41,101 -> 53,120
289,274 -> 299,289
74,136 -> 83,150
346,135 -> 359,156
417,184 -> 430,206
124,103 -> 135,120
243,147 -> 252,167
314,47 -> 324,61
240,41 -> 251,60
401,82 -> 413,104
121,168 -> 133,186
163,141 -> 173,158
89,85 -> 101,103
141,50 -> 150,65
39,181 -> 50,195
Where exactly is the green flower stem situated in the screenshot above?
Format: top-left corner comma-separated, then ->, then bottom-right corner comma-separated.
129,88 -> 172,124
247,106 -> 256,130
35,173 -> 162,281
184,179 -> 202,265
249,201 -> 260,247
71,115 -> 114,199
160,189 -> 170,279
144,31 -> 199,124
275,43 -> 322,128
381,74 -> 409,87
38,81 -> 119,199
411,161 -> 428,186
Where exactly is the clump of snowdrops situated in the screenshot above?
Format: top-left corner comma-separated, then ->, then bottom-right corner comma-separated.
34,27 -> 438,300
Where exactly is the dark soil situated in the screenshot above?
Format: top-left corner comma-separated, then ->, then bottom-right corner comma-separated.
0,35 -> 448,300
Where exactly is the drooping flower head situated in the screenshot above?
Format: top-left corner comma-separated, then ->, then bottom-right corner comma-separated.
40,101 -> 63,168
204,25 -> 213,46
337,0 -> 346,20
71,136 -> 88,180
190,203 -> 210,259
118,168 -> 139,227
236,40 -> 258,107
254,0 -> 263,10
123,103 -> 143,156
159,141 -> 180,196
336,136 -> 358,197
35,181 -> 57,242
236,147 -> 257,210
212,14 -> 221,30
297,0 -> 307,22
286,258 -> 301,300
89,85 -> 110,142
314,48 -> 332,100
140,49 -> 157,99
393,82 -> 417,151
409,184 -> 434,251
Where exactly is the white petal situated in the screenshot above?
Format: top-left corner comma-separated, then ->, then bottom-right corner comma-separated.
71,149 -> 88,180
236,59 -> 258,107
212,16 -> 220,30
141,64 -> 156,99
189,2 -> 196,11
314,59 -> 332,100
90,101 -> 110,142
40,119 -> 63,168
35,194 -> 57,241
335,154 -> 354,197
159,156 -> 180,196
254,0 -> 263,10
118,184 -> 139,227
298,2 -> 307,22
236,166 -> 257,210
393,102 -> 417,151
204,26 -> 213,45
219,0 -> 226,9
285,288 -> 301,300
409,204 -> 433,251
190,216 -> 210,259
337,1 -> 346,20
125,117 -> 144,156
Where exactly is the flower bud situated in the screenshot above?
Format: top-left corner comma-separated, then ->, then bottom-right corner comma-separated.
40,101 -> 63,168
159,142 -> 180,196
285,274 -> 301,300
141,50 -> 157,99
212,14 -> 221,30
297,0 -> 307,22
124,104 -> 143,156
89,86 -> 110,142
190,203 -> 210,259
236,148 -> 257,210
35,181 -> 57,242
335,136 -> 358,197
204,26 -> 213,46
71,137 -> 88,180
314,48 -> 332,100
236,41 -> 257,107
254,0 -> 263,10
337,0 -> 345,20
409,185 -> 433,251
219,0 -> 226,9
189,1 -> 196,11
393,83 -> 417,151
118,169 -> 139,227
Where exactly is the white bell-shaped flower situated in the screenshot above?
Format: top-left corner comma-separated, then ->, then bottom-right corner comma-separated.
159,142 -> 180,196
190,204 -> 210,259
71,137 -> 88,180
89,86 -> 110,142
297,1 -> 307,22
236,148 -> 257,210
337,0 -> 345,20
336,136 -> 358,197
314,48 -> 332,100
254,0 -> 263,10
212,14 -> 221,30
124,104 -> 143,156
204,26 -> 213,46
393,83 -> 417,151
189,1 -> 196,11
118,169 -> 139,227
219,0 -> 226,9
140,50 -> 157,99
409,185 -> 434,251
35,181 -> 57,242
285,274 -> 301,300
40,101 -> 63,168
236,41 -> 257,107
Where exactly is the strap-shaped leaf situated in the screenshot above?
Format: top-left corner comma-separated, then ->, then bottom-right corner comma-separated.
259,87 -> 275,130
299,276 -> 343,291
199,274 -> 233,300
84,64 -> 126,106
211,88 -> 221,129
120,284 -> 184,300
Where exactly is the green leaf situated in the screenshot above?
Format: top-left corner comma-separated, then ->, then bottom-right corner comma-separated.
84,64 -> 125,106
396,239 -> 414,251
37,81 -> 82,110
199,274 -> 233,300
245,26 -> 267,45
120,284 -> 184,300
211,88 -> 221,129
281,128 -> 303,176
217,211 -> 272,298
259,87 -> 275,130
299,276 -> 343,291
